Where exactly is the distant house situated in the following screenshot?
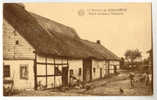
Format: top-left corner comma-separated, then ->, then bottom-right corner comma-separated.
3,3 -> 120,90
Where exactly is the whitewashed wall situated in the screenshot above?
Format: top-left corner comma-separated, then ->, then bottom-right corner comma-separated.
3,19 -> 35,60
92,60 -> 120,80
3,60 -> 35,90
68,59 -> 83,85
92,60 -> 106,80
109,65 -> 114,74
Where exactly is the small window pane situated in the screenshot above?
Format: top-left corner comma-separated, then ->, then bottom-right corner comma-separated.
3,65 -> 10,77
93,68 -> 96,73
16,40 -> 19,45
78,68 -> 81,76
20,65 -> 28,80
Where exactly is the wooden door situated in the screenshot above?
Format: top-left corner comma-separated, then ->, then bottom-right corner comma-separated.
83,59 -> 92,82
62,67 -> 68,87
100,68 -> 102,78
114,65 -> 117,73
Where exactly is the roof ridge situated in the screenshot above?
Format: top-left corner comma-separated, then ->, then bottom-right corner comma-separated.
29,12 -> 80,39
81,39 -> 120,60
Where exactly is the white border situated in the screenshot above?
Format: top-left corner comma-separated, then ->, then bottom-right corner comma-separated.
2,0 -> 152,3
0,1 -> 3,99
0,0 -> 157,100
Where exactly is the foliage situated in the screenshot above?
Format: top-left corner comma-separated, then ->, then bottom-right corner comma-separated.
124,49 -> 142,68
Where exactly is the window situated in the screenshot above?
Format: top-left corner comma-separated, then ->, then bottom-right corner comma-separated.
78,68 -> 81,76
20,65 -> 28,80
16,40 -> 19,45
4,65 -> 10,77
93,68 -> 96,73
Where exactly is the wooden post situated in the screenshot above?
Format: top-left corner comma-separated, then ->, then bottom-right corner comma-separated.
45,56 -> 48,88
33,51 -> 37,90
53,58 -> 56,88
61,57 -> 63,68
108,60 -> 110,76
67,58 -> 69,86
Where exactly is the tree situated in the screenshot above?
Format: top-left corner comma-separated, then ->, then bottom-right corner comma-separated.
124,49 -> 142,69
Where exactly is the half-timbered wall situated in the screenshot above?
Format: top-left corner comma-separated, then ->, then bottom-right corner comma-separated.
36,55 -> 68,89
36,56 -> 84,88
109,60 -> 120,74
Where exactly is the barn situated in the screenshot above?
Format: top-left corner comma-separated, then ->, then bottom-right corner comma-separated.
3,3 -> 120,90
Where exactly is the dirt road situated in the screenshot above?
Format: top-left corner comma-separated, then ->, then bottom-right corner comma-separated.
14,70 -> 153,96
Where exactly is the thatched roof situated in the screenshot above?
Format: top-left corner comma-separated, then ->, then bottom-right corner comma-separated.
82,40 -> 120,60
30,13 -> 80,39
3,3 -> 119,60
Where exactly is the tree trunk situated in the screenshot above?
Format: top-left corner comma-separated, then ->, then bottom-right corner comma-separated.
131,59 -> 134,70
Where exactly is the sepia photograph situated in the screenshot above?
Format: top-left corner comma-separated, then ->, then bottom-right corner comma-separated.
3,3 -> 153,96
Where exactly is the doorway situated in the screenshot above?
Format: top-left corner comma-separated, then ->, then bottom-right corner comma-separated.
100,68 -> 102,78
114,65 -> 117,73
83,59 -> 92,82
62,67 -> 69,87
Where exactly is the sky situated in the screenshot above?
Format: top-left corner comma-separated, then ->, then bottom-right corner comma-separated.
24,3 -> 152,59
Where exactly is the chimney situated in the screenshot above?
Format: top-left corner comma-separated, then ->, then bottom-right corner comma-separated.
96,40 -> 101,44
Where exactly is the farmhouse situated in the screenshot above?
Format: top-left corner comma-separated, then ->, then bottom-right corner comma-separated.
3,3 -> 120,90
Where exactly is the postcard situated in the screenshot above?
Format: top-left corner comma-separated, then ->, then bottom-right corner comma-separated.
3,2 -> 153,96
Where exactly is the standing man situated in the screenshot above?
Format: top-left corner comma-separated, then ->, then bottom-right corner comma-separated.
129,72 -> 135,88
144,72 -> 149,87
